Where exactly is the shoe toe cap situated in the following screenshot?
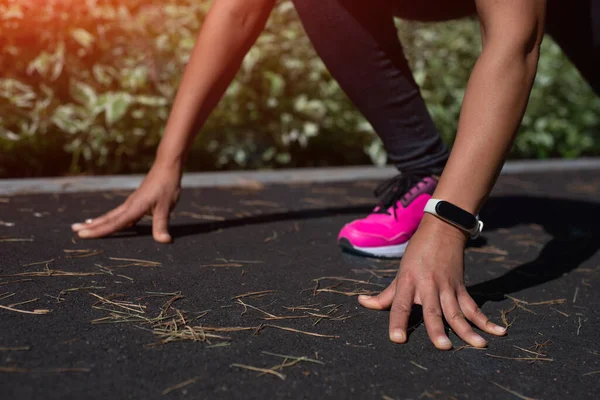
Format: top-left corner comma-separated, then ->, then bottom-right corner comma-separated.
338,219 -> 402,248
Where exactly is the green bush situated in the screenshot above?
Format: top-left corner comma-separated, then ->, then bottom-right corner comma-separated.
1,0 -> 598,178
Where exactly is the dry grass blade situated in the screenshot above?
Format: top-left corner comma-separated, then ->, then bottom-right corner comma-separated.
64,249 -> 104,259
92,294 -> 229,346
505,295 -> 566,306
231,290 -> 277,300
582,370 -> 600,377
261,351 -> 325,365
312,278 -> 380,297
261,324 -> 339,338
306,312 -> 355,325
199,263 -> 244,268
283,303 -> 321,312
139,291 -> 182,300
0,304 -> 51,315
21,259 -> 54,267
216,258 -> 264,264
206,342 -> 231,349
234,299 -> 309,321
162,376 -> 201,395
454,345 -> 486,352
264,231 -> 278,243
107,257 -> 161,267
235,299 -> 277,318
513,346 -> 546,357
532,339 -> 551,354
0,366 -> 29,372
313,276 -> 386,288
500,302 -> 518,329
491,381 -> 537,400
409,361 -> 428,371
0,366 -> 88,373
486,353 -> 553,362
466,246 -> 508,255
90,293 -> 146,314
231,363 -> 286,380
0,237 -> 33,242
263,315 -> 311,321
0,346 -> 30,352
1,267 -> 101,278
552,308 -> 569,317
58,286 -> 105,300
199,326 -> 256,333
179,211 -> 226,221
8,298 -> 39,308
315,288 -> 378,297
47,368 -> 90,373
0,293 -> 15,301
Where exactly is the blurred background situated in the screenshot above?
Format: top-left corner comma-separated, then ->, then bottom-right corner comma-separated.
1,0 -> 599,178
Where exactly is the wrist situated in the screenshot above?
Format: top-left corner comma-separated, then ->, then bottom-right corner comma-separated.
419,213 -> 470,244
155,146 -> 186,170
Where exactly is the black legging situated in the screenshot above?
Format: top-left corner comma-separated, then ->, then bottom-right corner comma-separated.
291,0 -> 599,173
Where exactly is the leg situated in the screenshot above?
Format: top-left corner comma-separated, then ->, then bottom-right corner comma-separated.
545,0 -> 600,95
291,0 -> 449,173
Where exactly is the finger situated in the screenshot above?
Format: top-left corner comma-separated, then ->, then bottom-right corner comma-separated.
358,278 -> 396,310
421,285 -> 453,350
152,202 -> 172,243
77,207 -> 143,239
72,204 -> 127,232
71,218 -> 95,232
440,290 -> 487,348
458,290 -> 507,336
388,277 -> 415,344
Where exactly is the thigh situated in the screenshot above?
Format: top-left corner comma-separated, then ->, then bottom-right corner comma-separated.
391,0 -> 476,22
291,0 -> 449,172
545,0 -> 600,94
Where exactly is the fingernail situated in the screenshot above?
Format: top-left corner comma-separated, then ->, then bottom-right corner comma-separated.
358,295 -> 371,301
78,230 -> 91,238
85,219 -> 93,224
71,223 -> 83,230
473,336 -> 487,346
494,325 -> 507,334
437,337 -> 452,348
390,329 -> 405,343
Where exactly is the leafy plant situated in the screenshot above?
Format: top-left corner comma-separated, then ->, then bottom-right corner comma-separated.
1,1 -> 598,178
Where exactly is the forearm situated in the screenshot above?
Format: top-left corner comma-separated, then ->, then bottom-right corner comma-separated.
156,0 -> 274,166
432,43 -> 541,217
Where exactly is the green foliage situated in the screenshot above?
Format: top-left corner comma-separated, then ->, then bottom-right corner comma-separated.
0,1 -> 598,178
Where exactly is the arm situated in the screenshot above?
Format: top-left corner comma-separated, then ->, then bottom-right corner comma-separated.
156,0 -> 277,167
72,0 -> 276,242
433,0 -> 546,214
360,0 -> 547,350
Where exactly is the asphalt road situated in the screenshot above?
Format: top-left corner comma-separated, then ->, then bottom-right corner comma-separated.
1,170 -> 599,399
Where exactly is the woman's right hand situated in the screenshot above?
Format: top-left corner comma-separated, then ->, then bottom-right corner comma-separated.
71,160 -> 182,243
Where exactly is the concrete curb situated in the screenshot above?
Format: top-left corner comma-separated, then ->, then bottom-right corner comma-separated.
1,158 -> 600,196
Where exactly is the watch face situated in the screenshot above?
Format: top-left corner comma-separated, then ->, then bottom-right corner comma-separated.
435,201 -> 476,229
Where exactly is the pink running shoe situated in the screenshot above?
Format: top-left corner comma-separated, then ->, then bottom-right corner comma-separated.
338,172 -> 438,258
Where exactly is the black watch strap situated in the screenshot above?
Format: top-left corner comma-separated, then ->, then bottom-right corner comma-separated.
424,199 -> 483,239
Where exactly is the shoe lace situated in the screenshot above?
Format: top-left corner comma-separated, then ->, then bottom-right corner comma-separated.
373,170 -> 433,216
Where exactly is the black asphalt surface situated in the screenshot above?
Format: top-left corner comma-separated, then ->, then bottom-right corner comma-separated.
1,170 -> 599,399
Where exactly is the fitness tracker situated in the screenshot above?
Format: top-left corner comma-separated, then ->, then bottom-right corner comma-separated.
424,199 -> 484,239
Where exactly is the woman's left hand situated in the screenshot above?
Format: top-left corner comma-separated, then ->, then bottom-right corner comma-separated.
358,214 -> 507,350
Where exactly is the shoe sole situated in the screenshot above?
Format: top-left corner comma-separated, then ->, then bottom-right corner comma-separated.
338,238 -> 408,259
